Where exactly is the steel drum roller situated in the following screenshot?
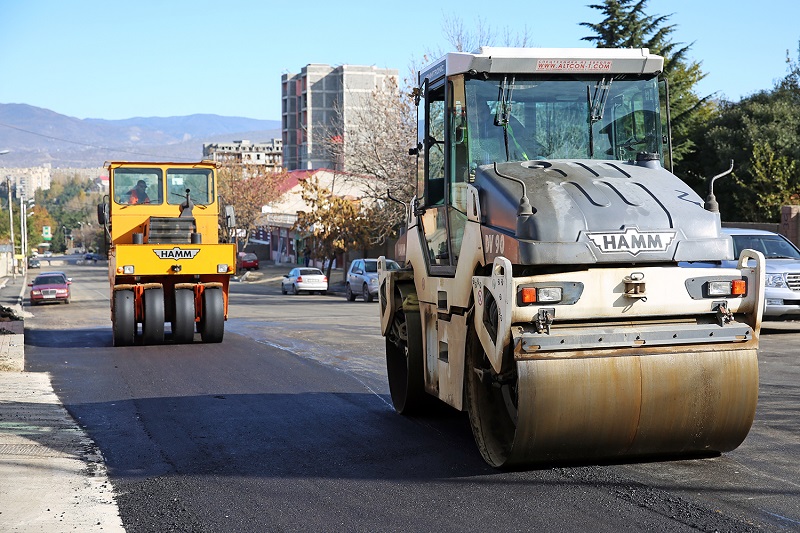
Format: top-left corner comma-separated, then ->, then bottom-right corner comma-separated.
469,348 -> 759,468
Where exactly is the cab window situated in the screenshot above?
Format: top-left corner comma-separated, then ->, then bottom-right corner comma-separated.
167,168 -> 213,205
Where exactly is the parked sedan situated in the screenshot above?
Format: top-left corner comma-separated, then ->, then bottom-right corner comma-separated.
28,272 -> 72,305
346,258 -> 400,302
722,228 -> 800,320
281,267 -> 328,295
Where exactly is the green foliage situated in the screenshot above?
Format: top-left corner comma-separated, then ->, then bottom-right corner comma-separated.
746,141 -> 798,221
685,77 -> 800,221
29,175 -> 103,252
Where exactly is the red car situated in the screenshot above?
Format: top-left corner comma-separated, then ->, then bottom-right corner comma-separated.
28,272 -> 72,305
238,252 -> 259,271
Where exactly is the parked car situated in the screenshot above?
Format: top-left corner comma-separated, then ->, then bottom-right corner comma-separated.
238,252 -> 259,271
27,257 -> 40,269
721,228 -> 800,320
281,267 -> 328,295
28,272 -> 72,306
345,258 -> 400,302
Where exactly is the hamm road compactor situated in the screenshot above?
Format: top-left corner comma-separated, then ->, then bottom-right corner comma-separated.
99,161 -> 236,346
378,47 -> 766,467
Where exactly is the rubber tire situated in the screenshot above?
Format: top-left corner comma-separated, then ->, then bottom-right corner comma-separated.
464,322 -> 517,468
142,288 -> 165,345
363,284 -> 373,303
200,288 -> 224,343
346,284 -> 356,301
172,289 -> 195,344
112,290 -> 135,347
281,284 -> 287,295
292,284 -> 299,295
385,299 -> 429,414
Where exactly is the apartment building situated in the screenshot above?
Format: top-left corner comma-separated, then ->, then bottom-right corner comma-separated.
202,139 -> 283,172
281,64 -> 398,171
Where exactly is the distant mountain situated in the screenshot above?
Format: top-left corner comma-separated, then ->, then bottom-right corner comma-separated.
0,103 -> 281,168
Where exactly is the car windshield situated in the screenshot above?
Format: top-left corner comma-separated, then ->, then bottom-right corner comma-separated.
731,235 -> 800,259
299,269 -> 322,275
243,254 -> 257,261
34,275 -> 66,285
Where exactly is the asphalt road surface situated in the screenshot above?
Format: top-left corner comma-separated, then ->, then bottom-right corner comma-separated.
16,263 -> 800,532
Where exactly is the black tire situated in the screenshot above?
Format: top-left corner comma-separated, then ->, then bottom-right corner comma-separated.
385,293 -> 429,414
142,288 -> 165,345
291,284 -> 299,295
363,284 -> 373,303
200,288 -> 224,343
346,284 -> 357,301
172,289 -> 195,344
281,283 -> 287,295
112,290 -> 135,347
464,322 -> 518,468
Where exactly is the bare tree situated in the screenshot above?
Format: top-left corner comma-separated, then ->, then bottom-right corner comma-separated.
320,76 -> 417,247
440,15 -> 531,53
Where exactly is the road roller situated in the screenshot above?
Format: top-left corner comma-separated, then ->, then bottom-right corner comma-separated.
98,161 -> 236,346
378,47 -> 765,467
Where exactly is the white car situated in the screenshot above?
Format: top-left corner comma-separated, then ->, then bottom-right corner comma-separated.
721,228 -> 800,320
281,267 -> 328,295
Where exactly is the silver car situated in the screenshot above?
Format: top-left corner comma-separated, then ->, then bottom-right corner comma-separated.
281,267 -> 328,295
722,228 -> 800,320
346,258 -> 400,302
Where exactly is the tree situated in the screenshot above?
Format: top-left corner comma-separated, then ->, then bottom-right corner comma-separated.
682,44 -> 800,221
746,141 -> 798,221
293,177 -> 375,280
439,15 -> 531,53
217,163 -> 287,249
320,76 -> 416,248
581,0 -> 713,168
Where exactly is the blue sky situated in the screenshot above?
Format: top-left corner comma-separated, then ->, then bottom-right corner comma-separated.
1,0 -> 798,121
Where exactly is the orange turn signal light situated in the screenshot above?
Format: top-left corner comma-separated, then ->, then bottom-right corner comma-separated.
731,279 -> 747,295
521,287 -> 537,304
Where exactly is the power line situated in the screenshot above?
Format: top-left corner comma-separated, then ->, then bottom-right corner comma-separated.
0,121 -> 197,160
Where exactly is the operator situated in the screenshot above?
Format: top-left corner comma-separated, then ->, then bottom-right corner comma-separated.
127,180 -> 151,204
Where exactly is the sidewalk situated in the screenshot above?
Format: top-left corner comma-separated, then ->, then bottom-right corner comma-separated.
0,277 -> 125,532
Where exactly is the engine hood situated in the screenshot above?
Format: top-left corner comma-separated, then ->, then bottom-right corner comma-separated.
474,159 -> 733,265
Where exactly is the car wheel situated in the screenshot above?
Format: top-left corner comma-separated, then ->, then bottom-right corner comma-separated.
292,284 -> 299,295
346,283 -> 356,301
281,284 -> 287,295
363,284 -> 373,303
64,298 -> 70,304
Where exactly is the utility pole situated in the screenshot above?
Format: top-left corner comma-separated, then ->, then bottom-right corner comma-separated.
19,193 -> 26,279
7,176 -> 15,280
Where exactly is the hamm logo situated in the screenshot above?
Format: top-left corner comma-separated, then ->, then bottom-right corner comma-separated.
586,228 -> 675,256
153,247 -> 200,260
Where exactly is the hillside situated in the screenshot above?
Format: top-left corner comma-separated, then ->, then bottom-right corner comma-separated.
0,103 -> 281,168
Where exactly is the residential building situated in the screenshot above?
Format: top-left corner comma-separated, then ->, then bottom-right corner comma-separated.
202,139 -> 283,172
281,64 -> 398,171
